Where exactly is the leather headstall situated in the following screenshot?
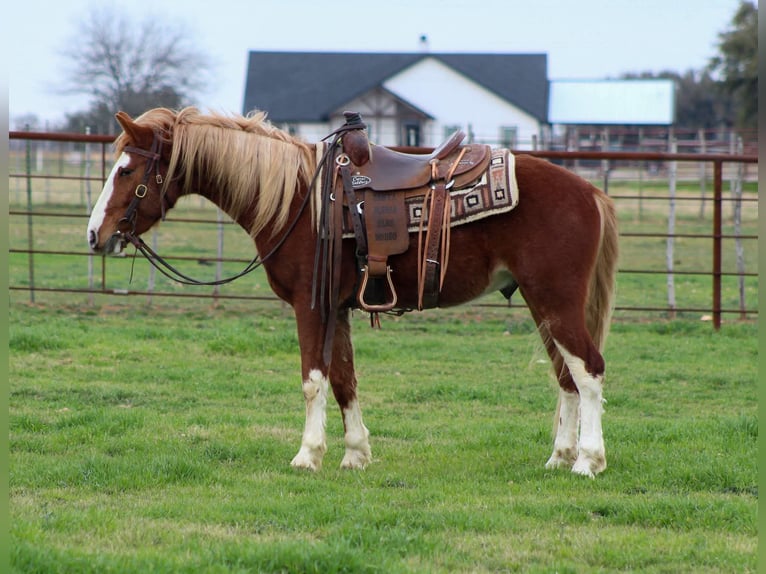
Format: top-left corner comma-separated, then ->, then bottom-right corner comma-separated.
119,131 -> 170,234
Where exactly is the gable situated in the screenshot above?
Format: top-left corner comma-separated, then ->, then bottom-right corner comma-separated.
435,53 -> 548,121
382,57 -> 538,125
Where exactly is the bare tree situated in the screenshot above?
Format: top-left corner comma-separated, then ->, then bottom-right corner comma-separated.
60,6 -> 214,133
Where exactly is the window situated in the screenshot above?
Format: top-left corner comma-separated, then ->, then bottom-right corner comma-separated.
500,126 -> 518,148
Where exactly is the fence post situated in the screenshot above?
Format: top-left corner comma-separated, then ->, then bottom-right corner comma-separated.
214,208 -> 225,304
712,161 -> 723,330
24,125 -> 35,303
665,139 -> 677,317
698,128 -> 707,219
637,127 -> 644,221
85,127 -> 95,305
732,138 -> 746,319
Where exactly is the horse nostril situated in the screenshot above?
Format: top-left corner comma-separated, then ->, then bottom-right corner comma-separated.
88,229 -> 98,249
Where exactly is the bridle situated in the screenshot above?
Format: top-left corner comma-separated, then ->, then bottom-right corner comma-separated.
119,132 -> 168,234
110,130 -> 275,287
109,128 -> 344,287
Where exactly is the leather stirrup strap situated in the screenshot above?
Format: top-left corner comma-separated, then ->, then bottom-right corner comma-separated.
418,181 -> 448,310
341,167 -> 367,265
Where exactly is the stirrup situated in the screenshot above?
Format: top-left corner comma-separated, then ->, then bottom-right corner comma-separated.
357,265 -> 397,313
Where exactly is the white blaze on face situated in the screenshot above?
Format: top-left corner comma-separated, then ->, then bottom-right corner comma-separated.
87,153 -> 131,250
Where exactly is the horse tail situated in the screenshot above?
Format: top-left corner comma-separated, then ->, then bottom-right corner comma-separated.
587,190 -> 619,353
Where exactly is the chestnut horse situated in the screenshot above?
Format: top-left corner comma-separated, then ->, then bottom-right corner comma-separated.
87,107 -> 618,477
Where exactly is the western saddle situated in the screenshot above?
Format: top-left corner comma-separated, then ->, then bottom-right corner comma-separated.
315,112 -> 492,330
312,108 -> 492,352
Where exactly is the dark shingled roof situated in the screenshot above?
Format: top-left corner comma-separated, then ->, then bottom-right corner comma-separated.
243,51 -> 548,123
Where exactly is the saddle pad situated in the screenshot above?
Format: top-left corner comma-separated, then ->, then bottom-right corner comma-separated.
342,148 -> 519,238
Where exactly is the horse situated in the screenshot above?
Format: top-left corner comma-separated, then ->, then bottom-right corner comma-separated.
86,106 -> 619,478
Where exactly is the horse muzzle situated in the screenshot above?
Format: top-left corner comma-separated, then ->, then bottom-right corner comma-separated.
89,230 -> 128,255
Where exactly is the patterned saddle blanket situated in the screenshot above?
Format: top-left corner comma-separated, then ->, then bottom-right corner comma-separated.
341,148 -> 519,238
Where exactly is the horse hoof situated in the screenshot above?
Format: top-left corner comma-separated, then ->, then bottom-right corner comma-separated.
545,457 -> 573,470
290,458 -> 320,471
290,448 -> 323,471
571,451 -> 606,478
545,448 -> 577,470
340,449 -> 371,470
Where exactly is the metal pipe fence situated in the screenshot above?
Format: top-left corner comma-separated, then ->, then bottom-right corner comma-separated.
8,131 -> 758,329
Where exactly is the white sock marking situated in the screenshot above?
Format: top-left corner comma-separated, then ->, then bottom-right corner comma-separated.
546,388 -> 580,469
291,369 -> 328,470
341,399 -> 371,469
553,340 -> 606,477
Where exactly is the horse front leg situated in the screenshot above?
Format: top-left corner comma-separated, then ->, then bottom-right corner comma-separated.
329,308 -> 371,470
290,307 -> 330,472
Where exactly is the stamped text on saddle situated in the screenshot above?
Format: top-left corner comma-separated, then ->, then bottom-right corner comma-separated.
315,111 -> 519,323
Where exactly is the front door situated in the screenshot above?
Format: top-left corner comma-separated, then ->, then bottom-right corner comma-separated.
402,122 -> 421,147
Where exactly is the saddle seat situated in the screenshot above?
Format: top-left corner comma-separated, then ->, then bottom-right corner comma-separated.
343,130 -> 491,192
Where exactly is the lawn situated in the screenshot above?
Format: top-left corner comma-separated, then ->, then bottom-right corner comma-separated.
9,301 -> 757,573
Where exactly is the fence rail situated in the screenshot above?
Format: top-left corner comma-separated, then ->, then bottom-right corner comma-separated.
8,131 -> 758,329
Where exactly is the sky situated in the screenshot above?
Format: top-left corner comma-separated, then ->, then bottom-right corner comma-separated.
7,0 -> 742,127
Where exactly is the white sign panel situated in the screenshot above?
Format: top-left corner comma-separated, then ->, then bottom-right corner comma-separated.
549,80 -> 675,125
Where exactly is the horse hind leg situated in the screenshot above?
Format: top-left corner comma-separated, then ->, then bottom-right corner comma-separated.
553,337 -> 607,478
547,387 -> 580,469
534,320 -> 580,470
529,307 -> 606,477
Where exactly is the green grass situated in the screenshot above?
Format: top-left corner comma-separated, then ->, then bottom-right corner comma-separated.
9,302 -> 757,573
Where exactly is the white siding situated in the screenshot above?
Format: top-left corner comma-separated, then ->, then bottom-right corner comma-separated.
383,57 -> 541,148
289,123 -> 330,142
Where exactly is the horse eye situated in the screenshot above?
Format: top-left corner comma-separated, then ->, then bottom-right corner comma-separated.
118,167 -> 134,177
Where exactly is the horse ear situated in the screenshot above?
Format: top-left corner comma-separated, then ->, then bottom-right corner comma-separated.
115,111 -> 153,148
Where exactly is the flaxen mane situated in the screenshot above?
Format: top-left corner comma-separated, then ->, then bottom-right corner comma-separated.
115,107 -> 315,238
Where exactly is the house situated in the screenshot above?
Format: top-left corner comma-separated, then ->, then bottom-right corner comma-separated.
242,51 -> 549,149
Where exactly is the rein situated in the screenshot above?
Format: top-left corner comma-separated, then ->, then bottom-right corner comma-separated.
116,128 -> 343,287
